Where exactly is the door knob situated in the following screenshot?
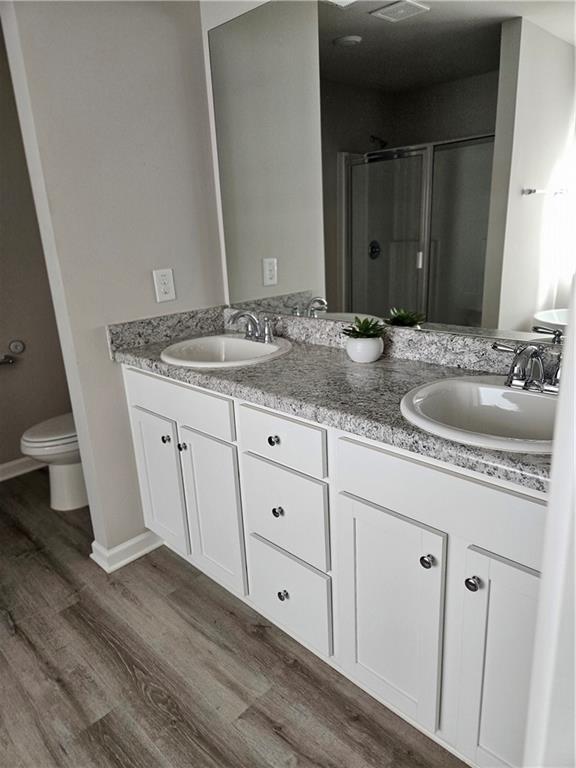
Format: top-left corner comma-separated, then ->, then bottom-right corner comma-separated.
419,554 -> 435,569
267,435 -> 280,446
161,435 -> 171,444
277,589 -> 289,602
465,576 -> 482,592
272,506 -> 285,518
177,443 -> 187,452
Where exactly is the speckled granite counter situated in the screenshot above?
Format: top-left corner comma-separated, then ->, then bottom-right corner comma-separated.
113,335 -> 551,495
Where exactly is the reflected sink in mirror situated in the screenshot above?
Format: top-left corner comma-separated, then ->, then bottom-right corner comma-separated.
160,335 -> 291,369
401,376 -> 556,454
533,308 -> 570,331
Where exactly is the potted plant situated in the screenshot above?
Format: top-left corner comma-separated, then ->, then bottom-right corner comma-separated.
342,317 -> 385,363
385,307 -> 425,328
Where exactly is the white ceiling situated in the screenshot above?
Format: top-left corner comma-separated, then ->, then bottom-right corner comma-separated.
319,0 -> 575,92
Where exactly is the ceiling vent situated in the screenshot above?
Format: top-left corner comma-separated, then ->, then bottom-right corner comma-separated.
370,1 -> 430,23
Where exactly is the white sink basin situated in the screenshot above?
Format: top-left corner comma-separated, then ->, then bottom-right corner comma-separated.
401,376 -> 556,454
160,334 -> 291,368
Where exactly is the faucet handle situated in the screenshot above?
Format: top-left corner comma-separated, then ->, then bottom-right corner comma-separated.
532,326 -> 563,344
492,342 -> 519,354
261,316 -> 277,343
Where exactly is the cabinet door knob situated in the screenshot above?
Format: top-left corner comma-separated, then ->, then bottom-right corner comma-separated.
267,435 -> 281,446
177,442 -> 187,452
465,576 -> 482,592
271,506 -> 285,518
419,554 -> 435,569
277,589 -> 289,601
161,435 -> 171,444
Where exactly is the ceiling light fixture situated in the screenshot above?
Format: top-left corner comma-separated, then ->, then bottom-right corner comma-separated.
324,0 -> 358,8
370,0 -> 430,23
333,35 -> 363,47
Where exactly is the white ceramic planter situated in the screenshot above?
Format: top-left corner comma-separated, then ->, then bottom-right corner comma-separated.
345,337 -> 384,364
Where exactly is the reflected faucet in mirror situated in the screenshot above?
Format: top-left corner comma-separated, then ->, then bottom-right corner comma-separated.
305,297 -> 328,318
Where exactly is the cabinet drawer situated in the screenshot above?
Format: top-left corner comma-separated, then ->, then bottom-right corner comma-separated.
248,534 -> 332,656
238,405 -> 327,478
124,368 -> 235,442
242,453 -> 329,571
337,437 -> 545,571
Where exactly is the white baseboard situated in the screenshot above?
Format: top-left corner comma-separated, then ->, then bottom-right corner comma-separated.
90,530 -> 163,573
0,456 -> 45,482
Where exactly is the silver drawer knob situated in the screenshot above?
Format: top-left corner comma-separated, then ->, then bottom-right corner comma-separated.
419,554 -> 435,569
465,576 -> 482,592
267,435 -> 281,446
177,442 -> 187,452
161,435 -> 171,444
272,506 -> 285,518
277,589 -> 289,601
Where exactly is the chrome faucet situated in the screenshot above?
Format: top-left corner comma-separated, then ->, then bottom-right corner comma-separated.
305,297 -> 328,318
492,342 -> 560,393
231,311 -> 260,340
230,311 -> 276,343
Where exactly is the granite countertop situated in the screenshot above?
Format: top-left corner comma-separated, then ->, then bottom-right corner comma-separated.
113,335 -> 551,495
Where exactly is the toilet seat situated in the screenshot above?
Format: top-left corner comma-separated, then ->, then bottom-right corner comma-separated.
21,413 -> 77,449
20,412 -> 87,511
21,439 -> 79,459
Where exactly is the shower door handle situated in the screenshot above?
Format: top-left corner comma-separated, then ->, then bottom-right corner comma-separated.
416,251 -> 424,270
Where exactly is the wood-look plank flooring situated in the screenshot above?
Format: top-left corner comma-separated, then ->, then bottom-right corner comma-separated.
0,470 -> 467,768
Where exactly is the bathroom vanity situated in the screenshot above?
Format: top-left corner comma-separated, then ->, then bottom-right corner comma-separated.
113,319 -> 549,768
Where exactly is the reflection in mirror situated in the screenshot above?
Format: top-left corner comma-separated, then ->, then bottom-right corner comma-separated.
209,1 -> 575,337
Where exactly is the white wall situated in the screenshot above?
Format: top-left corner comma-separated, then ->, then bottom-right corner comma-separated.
207,0 -> 325,303
0,29 -> 70,464
525,279 -> 575,767
199,1 -> 268,305
1,2 -> 223,550
389,71 -> 499,147
484,18 -> 576,331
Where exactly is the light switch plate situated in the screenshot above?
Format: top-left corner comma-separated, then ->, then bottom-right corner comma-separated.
262,257 -> 278,287
152,268 -> 176,302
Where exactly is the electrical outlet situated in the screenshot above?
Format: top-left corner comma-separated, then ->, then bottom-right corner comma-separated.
262,257 -> 278,287
152,268 -> 176,302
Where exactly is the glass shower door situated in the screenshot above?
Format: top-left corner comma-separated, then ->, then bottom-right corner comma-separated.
427,137 -> 494,326
349,151 -> 426,318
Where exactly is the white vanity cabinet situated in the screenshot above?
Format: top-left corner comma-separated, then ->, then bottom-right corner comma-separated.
130,407 -> 190,555
457,548 -> 540,768
124,368 -> 246,593
335,493 -> 446,732
334,435 -> 545,765
121,368 -> 548,768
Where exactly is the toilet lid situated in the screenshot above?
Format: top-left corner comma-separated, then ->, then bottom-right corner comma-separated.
22,413 -> 77,445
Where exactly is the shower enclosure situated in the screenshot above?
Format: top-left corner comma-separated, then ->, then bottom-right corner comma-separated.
344,135 -> 494,327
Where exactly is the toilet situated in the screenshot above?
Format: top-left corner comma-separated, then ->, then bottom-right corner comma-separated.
20,413 -> 88,511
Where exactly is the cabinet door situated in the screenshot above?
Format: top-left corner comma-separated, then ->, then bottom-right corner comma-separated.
179,427 -> 247,594
336,493 -> 446,731
458,548 -> 540,767
131,407 -> 190,554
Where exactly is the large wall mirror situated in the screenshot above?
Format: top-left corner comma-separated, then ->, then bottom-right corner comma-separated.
209,0 -> 575,335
